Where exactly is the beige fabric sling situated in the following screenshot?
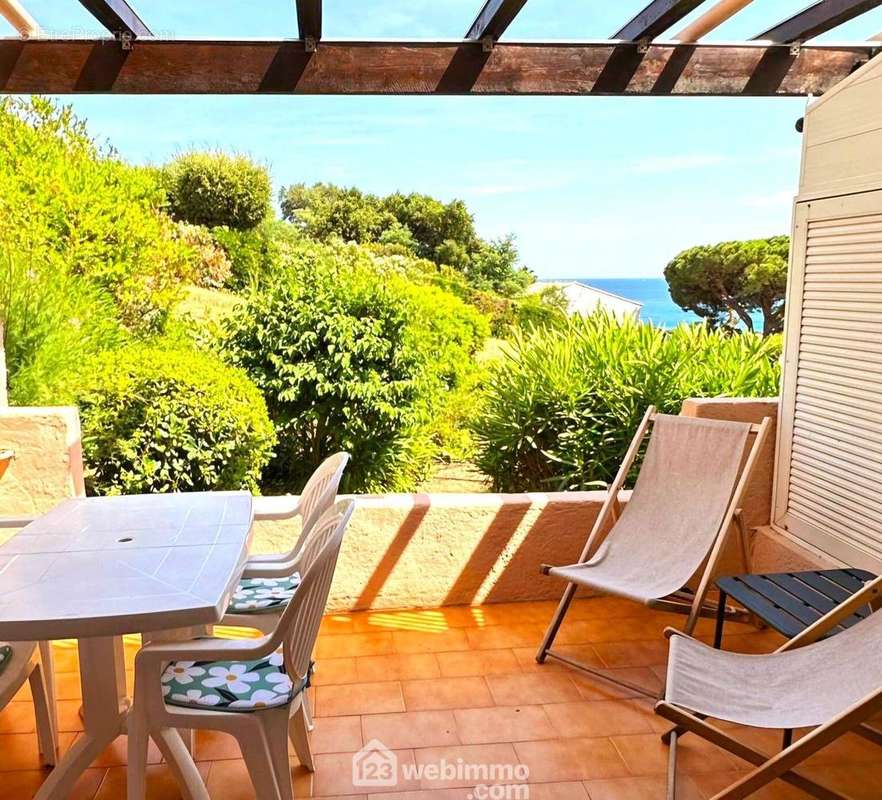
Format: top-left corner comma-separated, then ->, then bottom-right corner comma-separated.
548,414 -> 751,604
666,608 -> 882,729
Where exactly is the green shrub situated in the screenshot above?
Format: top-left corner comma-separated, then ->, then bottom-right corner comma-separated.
51,345 -> 275,495
224,249 -> 488,493
0,97 -> 194,333
473,313 -> 781,492
164,151 -> 271,231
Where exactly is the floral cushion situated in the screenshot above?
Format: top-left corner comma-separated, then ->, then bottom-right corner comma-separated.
162,650 -> 310,712
0,644 -> 11,677
227,574 -> 301,615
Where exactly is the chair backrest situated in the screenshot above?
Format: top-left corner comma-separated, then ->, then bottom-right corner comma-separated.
277,499 -> 354,684
288,452 -> 350,560
589,413 -> 755,602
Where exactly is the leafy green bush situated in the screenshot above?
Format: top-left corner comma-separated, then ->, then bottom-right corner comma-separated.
0,97 -> 194,333
50,345 -> 275,495
164,151 -> 271,231
473,313 -> 781,492
224,248 -> 488,493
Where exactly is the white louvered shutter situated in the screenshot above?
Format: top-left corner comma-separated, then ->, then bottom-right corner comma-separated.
775,191 -> 882,571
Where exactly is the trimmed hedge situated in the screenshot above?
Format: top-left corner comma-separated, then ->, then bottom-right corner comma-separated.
58,345 -> 276,495
164,152 -> 271,231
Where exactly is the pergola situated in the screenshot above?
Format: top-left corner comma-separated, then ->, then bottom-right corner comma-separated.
0,0 -> 880,96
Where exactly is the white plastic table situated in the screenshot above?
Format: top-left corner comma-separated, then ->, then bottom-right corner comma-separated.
0,491 -> 254,799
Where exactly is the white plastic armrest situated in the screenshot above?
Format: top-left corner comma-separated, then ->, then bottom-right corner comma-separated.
134,633 -> 277,670
253,495 -> 302,522
241,555 -> 302,580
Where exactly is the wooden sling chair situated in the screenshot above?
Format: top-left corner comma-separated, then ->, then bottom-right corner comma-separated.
657,574 -> 882,800
536,406 -> 772,697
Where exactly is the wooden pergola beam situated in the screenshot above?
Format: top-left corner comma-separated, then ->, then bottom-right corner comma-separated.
466,0 -> 529,41
674,0 -> 755,42
296,0 -> 321,44
754,0 -> 882,43
78,0 -> 151,39
0,0 -> 39,37
614,0 -> 707,41
0,39 -> 873,97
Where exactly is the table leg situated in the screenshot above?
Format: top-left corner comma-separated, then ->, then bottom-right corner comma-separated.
713,591 -> 727,650
34,637 -> 129,799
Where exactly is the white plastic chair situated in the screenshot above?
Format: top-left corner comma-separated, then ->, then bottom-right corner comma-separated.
0,640 -> 58,766
127,499 -> 355,800
221,452 -> 350,635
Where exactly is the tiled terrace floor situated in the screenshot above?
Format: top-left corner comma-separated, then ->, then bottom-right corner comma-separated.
2,598 -> 881,799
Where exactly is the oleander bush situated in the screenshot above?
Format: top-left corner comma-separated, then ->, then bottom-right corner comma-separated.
473,313 -> 781,492
49,345 -> 275,495
164,151 -> 272,231
223,247 -> 489,493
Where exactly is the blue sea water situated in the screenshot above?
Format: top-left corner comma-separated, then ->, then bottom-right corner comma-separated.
578,278 -> 763,330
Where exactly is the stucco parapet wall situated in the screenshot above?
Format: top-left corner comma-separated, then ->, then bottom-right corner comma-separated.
253,491 -> 619,612
0,407 -> 85,520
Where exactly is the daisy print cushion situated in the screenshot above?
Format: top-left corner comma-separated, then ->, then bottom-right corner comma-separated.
228,574 -> 301,614
161,650 -> 308,711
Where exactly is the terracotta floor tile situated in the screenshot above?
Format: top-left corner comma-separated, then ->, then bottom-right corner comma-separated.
522,781 -> 589,800
56,671 -> 85,700
321,613 -> 365,636
545,700 -> 656,739
365,608 -> 481,633
475,602 -> 558,626
690,771 -> 811,800
402,677 -> 494,711
51,642 -> 81,673
802,761 -> 882,800
368,788 -> 476,800
316,681 -> 405,717
0,732 -> 74,771
393,629 -> 471,655
312,715 -> 364,754
610,733 -> 741,776
57,699 -> 87,733
0,702 -> 37,735
315,657 -> 361,686
315,747 -> 419,796
514,738 -> 630,782
205,757 -> 311,800
556,618 -> 660,646
435,649 -> 521,678
357,653 -> 442,682
453,705 -> 556,744
584,775 -> 704,800
466,624 -> 546,651
362,710 -> 459,749
93,762 -> 211,800
88,732 -> 163,767
592,641 -> 671,669
413,742 -> 519,789
316,632 -> 396,659
486,673 -> 581,706
193,729 -> 242,761
567,598 -> 646,621
570,668 -> 662,701
0,766 -> 106,800
516,645 -> 605,673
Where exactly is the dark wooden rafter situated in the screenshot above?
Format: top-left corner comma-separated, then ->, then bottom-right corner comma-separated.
614,0 -> 707,41
755,0 -> 882,43
296,0 -> 322,45
0,39 -> 873,96
78,0 -> 150,39
466,0 -> 529,41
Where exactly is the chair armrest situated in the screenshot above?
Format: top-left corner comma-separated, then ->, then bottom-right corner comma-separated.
241,553 -> 302,579
253,495 -> 301,522
777,574 -> 882,652
663,626 -> 696,641
134,633 -> 277,670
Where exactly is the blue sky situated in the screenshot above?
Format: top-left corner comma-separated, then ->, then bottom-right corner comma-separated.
5,1 -> 882,279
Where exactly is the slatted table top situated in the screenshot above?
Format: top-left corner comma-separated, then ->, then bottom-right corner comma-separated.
0,492 -> 253,640
717,569 -> 877,640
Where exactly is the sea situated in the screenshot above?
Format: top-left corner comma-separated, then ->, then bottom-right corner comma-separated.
576,278 -> 763,330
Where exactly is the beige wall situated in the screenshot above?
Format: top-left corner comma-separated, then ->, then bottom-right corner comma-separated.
1,398 -> 813,611
0,407 -> 85,520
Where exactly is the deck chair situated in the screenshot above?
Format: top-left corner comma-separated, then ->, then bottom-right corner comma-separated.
656,574 -> 882,800
536,406 -> 772,697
